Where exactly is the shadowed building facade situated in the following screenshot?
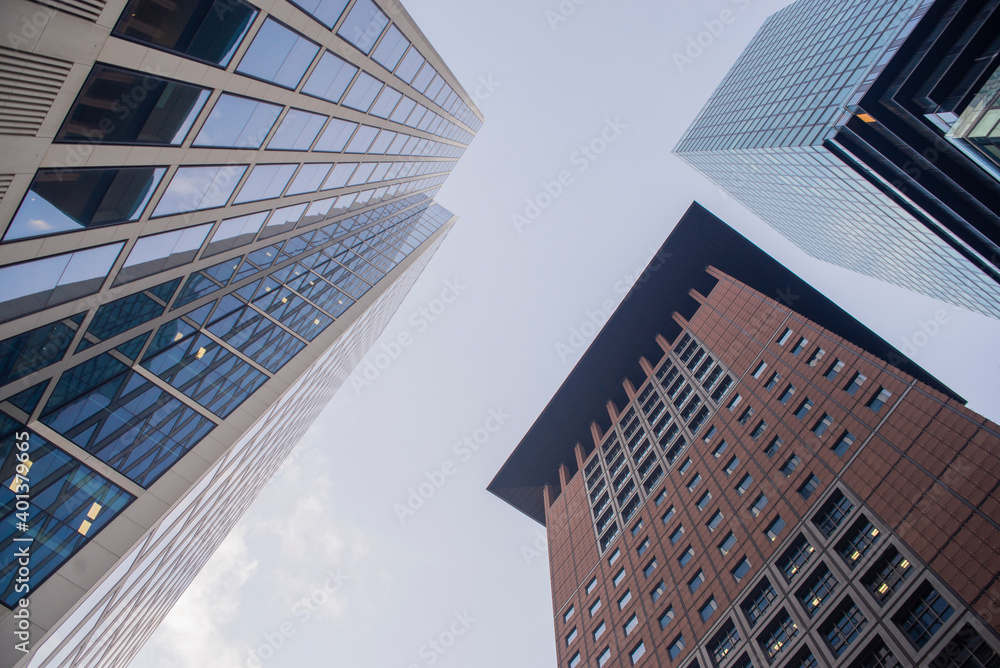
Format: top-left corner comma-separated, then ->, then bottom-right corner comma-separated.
0,0 -> 481,664
675,0 -> 1000,320
490,203 -> 1000,668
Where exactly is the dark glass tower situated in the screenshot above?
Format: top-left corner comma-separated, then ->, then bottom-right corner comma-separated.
490,203 -> 1000,668
674,0 -> 1000,320
0,0 -> 481,664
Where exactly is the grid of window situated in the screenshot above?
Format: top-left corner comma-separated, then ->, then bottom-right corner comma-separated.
779,535 -> 816,582
821,598 -> 867,657
797,563 -> 838,616
863,546 -> 912,604
931,625 -> 1000,667
894,584 -> 953,648
742,578 -> 777,627
758,610 -> 799,662
710,620 -> 741,663
814,490 -> 854,537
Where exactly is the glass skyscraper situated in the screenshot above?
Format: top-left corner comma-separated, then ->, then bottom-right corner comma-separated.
0,0 -> 480,664
675,0 -> 1000,319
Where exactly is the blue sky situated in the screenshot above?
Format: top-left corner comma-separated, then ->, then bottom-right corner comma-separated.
132,1 -> 1000,666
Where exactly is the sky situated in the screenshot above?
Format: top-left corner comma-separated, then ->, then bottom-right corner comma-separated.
131,1 -> 1000,667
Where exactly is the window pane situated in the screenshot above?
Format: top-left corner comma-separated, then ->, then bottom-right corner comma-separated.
368,131 -> 397,155
204,212 -> 268,257
345,125 -> 379,153
286,163 -> 332,195
57,65 -> 209,145
118,223 -> 213,284
237,19 -> 319,89
114,0 -> 257,67
342,72 -> 384,112
390,96 -> 417,123
303,51 -> 359,103
153,165 -> 247,216
372,25 -> 409,71
313,117 -> 359,152
259,203 -> 307,239
289,0 -> 348,29
370,86 -> 403,118
268,109 -> 328,151
233,164 -> 298,204
348,163 -> 376,186
194,94 -> 281,148
336,0 -> 388,54
395,47 -> 424,83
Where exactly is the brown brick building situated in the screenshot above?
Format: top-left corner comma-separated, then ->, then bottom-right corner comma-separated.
490,203 -> 1000,668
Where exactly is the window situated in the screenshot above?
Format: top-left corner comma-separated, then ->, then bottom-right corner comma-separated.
636,538 -> 650,557
738,406 -> 754,425
832,431 -> 856,457
679,548 -> 695,568
670,525 -> 685,544
732,654 -> 755,668
630,641 -> 646,665
806,347 -> 826,367
764,372 -> 781,390
742,578 -> 777,626
930,625 -> 999,668
788,648 -> 818,668
342,72 -> 384,112
727,393 -> 743,411
815,491 -> 854,537
758,610 -> 798,662
794,399 -> 814,420
631,519 -> 644,537
268,109 -> 327,151
765,516 -> 786,542
750,494 -> 768,517
678,458 -> 692,475
779,384 -> 796,404
114,0 -> 257,67
608,548 -> 621,566
589,598 -> 602,617
153,165 -> 246,217
797,563 -> 837,616
655,489 -> 668,506
777,328 -> 793,345
565,627 -> 577,645
117,223 -> 212,284
699,596 -> 719,622
8,167 -> 167,242
696,491 -> 712,511
624,613 -> 638,636
237,19 -> 319,89
568,651 -> 581,668
689,570 -> 706,593
791,336 -> 808,356
765,436 -> 783,458
703,425 -> 717,443
234,163 -> 298,204
719,532 -> 737,555
867,387 -> 892,412
593,621 -> 606,641
563,605 -> 575,623
752,360 -> 768,378
822,598 -> 867,657
687,473 -> 702,492
780,454 -> 800,477
825,359 -> 845,381
668,634 -> 685,660
732,558 -> 751,582
812,413 -> 833,436
597,647 -> 611,667
662,505 -> 676,525
751,421 -> 768,439
852,636 -> 898,668
659,606 -> 675,630
372,24 -> 409,69
586,577 -> 598,595
336,0 -> 388,54
643,558 -> 657,578
57,65 -> 209,147
618,589 -> 632,610
303,51 -> 359,103
709,620 -> 740,663
712,440 -> 729,459
736,473 -> 753,495
863,546 -> 912,604
779,536 -> 815,582
798,475 -> 821,500
845,372 -> 867,396
707,510 -> 723,532
194,94 -> 281,148
651,580 -> 667,602
613,568 -> 626,587
838,517 -> 881,567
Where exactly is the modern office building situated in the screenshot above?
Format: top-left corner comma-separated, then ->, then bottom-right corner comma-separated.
0,0 -> 481,664
490,203 -> 1000,668
674,0 -> 1000,320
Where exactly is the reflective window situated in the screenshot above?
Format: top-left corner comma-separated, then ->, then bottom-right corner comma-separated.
303,51 -> 359,103
395,47 -> 424,83
345,125 -> 379,153
412,62 -> 436,92
286,163 -> 332,196
368,131 -> 396,155
348,163 -> 376,186
372,25 -> 409,71
153,165 -> 247,217
390,96 -> 417,123
114,0 -> 257,67
336,0 -> 388,54
425,74 -> 445,102
117,223 -> 213,284
322,163 -> 358,190
194,94 -> 281,148
268,109 -> 327,151
289,0 -> 348,29
0,243 -> 124,322
259,203 -> 307,239
6,167 -> 166,241
237,19 -> 319,89
370,86 -> 403,118
313,117 -> 359,152
56,65 -> 208,145
234,164 -> 297,204
82,279 -> 179,345
204,212 -> 268,257
342,72 -> 383,112
0,315 -> 83,386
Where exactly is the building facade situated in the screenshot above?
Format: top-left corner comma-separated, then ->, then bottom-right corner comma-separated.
490,203 -> 1000,668
0,0 -> 481,664
674,0 -> 1000,320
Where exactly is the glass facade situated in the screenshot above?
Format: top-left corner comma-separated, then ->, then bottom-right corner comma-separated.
675,0 -> 1000,319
